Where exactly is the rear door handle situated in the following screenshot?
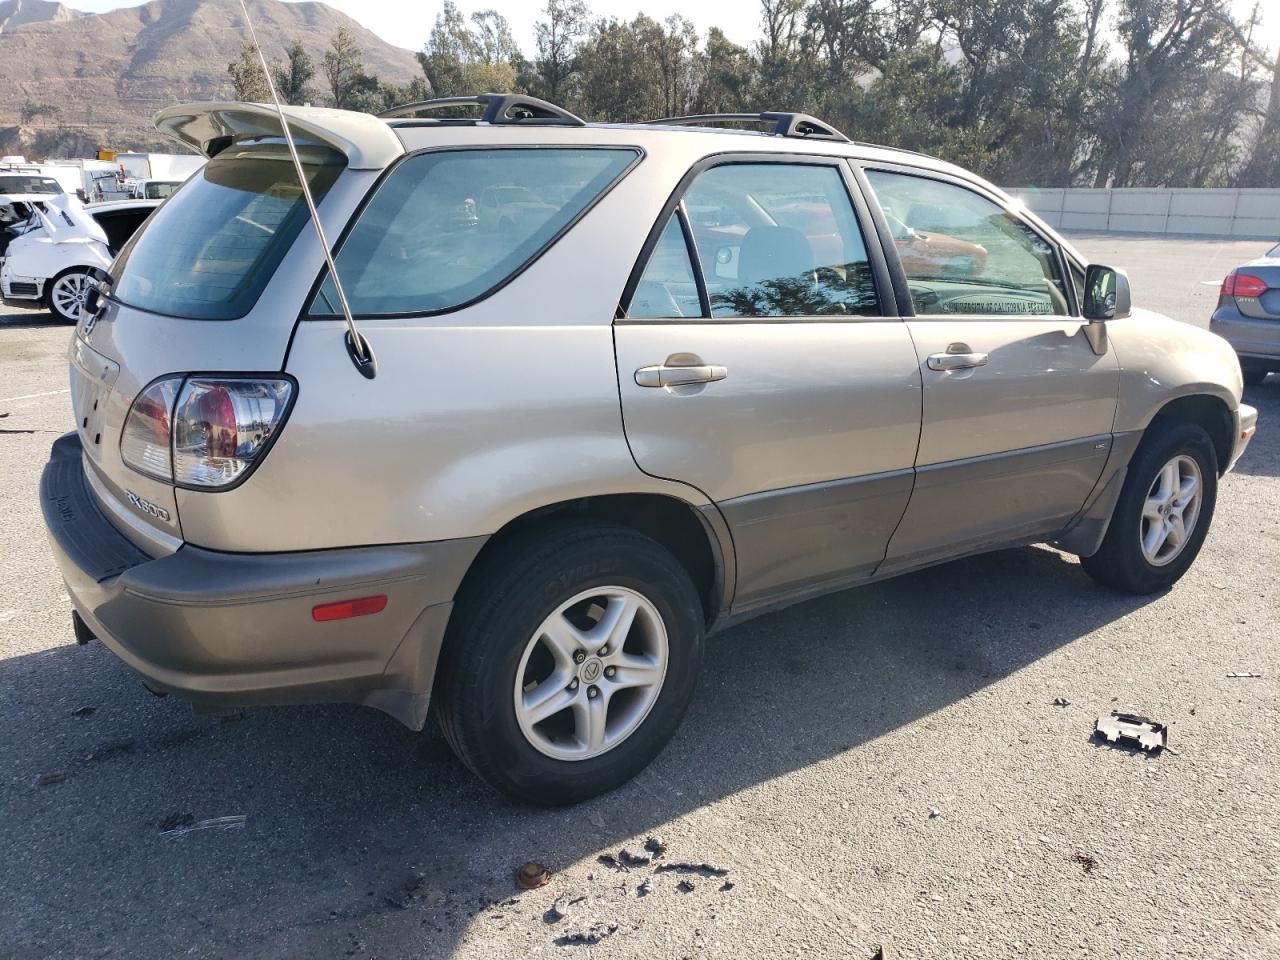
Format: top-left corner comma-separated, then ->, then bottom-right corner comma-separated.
635,363 -> 728,387
927,345 -> 989,371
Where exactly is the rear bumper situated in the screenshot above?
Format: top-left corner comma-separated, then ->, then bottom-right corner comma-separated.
40,433 -> 485,729
1211,306 -> 1280,365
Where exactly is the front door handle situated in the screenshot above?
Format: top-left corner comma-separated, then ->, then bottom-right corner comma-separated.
635,362 -> 728,388
927,343 -> 989,372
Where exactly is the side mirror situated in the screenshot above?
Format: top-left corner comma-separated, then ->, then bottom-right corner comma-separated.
1083,264 -> 1131,321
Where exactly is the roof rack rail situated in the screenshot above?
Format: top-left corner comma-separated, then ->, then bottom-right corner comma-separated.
641,112 -> 849,143
376,94 -> 586,127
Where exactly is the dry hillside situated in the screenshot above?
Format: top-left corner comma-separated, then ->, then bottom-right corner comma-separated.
0,0 -> 420,153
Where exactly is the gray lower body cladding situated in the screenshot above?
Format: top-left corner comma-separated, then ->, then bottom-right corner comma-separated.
40,433 -> 485,729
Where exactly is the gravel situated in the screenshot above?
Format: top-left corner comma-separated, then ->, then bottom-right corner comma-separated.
0,234 -> 1276,959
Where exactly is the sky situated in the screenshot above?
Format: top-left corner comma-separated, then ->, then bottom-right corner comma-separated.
62,0 -> 1280,59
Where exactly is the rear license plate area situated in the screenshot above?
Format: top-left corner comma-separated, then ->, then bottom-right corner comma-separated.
70,336 -> 120,457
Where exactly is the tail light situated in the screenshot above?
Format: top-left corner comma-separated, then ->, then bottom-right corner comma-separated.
1221,272 -> 1269,299
120,376 -> 294,489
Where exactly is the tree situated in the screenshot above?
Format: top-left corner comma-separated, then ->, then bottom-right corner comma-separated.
1088,0 -> 1245,186
323,27 -> 370,109
530,0 -> 591,102
20,100 -> 60,123
1239,46 -> 1280,187
274,39 -> 316,106
418,3 -> 523,98
228,40 -> 271,102
694,28 -> 756,113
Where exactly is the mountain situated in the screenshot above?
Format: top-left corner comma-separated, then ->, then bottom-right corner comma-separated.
0,0 -> 421,152
0,0 -> 83,32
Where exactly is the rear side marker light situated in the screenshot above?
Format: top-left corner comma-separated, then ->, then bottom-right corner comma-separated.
1221,272 -> 1269,299
312,595 -> 388,622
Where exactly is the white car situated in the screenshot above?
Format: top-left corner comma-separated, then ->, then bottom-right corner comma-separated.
1,194 -> 159,322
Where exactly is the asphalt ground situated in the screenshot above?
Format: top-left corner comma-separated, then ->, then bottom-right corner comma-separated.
0,234 -> 1277,960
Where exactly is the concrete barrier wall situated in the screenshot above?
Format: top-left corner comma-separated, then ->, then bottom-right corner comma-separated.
1005,187 -> 1280,239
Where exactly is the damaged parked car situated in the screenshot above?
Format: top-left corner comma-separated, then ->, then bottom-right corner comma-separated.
1,193 -> 159,323
41,97 -> 1257,804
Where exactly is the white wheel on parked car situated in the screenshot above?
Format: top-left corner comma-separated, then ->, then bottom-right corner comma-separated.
47,268 -> 92,324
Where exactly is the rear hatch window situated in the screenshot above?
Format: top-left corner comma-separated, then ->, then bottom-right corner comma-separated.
110,142 -> 345,320
307,147 -> 638,317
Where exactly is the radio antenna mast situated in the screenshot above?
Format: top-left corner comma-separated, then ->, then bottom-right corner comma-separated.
237,0 -> 374,378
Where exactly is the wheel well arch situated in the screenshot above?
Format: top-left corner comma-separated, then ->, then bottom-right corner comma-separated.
453,493 -> 731,629
1146,393 -> 1234,474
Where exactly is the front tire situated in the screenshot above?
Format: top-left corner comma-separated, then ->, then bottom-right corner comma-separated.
46,268 -> 92,324
434,522 -> 704,805
1081,422 -> 1218,594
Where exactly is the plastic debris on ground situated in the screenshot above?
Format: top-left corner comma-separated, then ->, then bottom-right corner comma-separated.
654,861 -> 730,878
555,922 -> 617,946
1094,711 -> 1167,752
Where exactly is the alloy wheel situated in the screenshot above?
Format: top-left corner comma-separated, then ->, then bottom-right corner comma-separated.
513,586 -> 668,761
1140,454 -> 1203,566
50,272 -> 89,320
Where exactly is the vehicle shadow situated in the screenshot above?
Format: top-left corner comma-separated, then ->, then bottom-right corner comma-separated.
0,308 -> 60,330
0,543 -> 1156,959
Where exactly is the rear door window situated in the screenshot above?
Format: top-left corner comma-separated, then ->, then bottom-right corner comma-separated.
680,163 -> 879,318
309,147 -> 639,317
110,142 -> 345,320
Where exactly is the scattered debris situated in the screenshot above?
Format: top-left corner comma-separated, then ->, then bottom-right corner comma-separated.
719,880 -> 735,892
36,772 -> 65,786
81,739 -> 137,763
871,946 -> 889,960
928,807 -> 941,819
636,879 -> 652,897
642,836 -> 667,859
555,922 -> 617,947
1227,671 -> 1263,679
1095,712 -> 1167,752
69,705 -> 96,718
1071,852 -> 1098,874
516,862 -> 552,890
1052,697 -> 1071,707
596,853 -> 625,871
618,848 -> 651,867
544,900 -> 568,924
158,812 -> 194,831
655,862 -> 729,878
160,815 -> 247,838
385,872 -> 426,910
676,880 -> 696,893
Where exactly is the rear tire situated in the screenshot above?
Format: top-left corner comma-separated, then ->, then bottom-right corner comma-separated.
1241,364 -> 1269,386
46,268 -> 92,324
1081,422 -> 1218,594
434,522 -> 704,805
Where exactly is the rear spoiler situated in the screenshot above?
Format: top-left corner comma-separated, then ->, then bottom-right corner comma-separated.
153,102 -> 404,171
